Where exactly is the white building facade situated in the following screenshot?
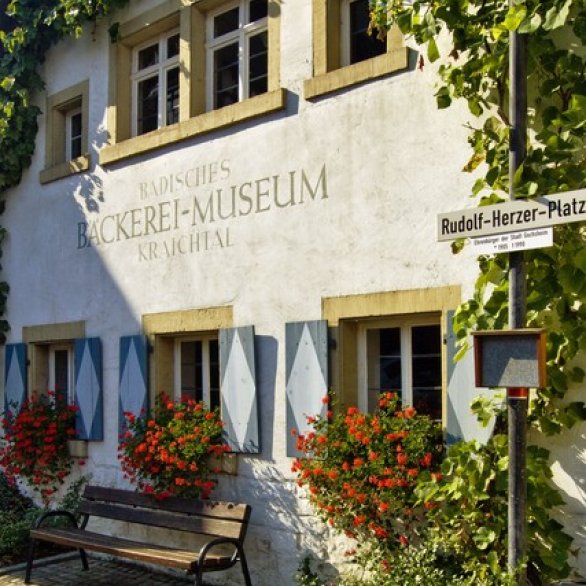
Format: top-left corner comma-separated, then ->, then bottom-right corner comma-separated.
2,0 -> 584,584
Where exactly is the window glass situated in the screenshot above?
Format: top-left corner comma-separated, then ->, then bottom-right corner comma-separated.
67,109 -> 82,160
166,66 -> 180,125
349,0 -> 385,64
137,76 -> 159,134
181,340 -> 204,402
214,7 -> 239,38
249,31 -> 268,97
138,43 -> 159,70
249,0 -> 268,22
214,43 -> 239,108
411,325 -> 442,420
166,33 -> 180,59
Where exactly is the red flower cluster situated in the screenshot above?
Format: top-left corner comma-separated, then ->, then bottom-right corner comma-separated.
118,393 -> 229,499
0,392 -> 80,504
292,392 -> 443,549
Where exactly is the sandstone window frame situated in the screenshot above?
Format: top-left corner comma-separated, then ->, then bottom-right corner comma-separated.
40,80 -> 90,185
100,0 -> 284,166
304,0 -> 408,100
323,286 -> 462,425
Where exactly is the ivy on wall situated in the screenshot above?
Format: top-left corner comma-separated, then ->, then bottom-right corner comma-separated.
0,0 -> 130,341
370,0 -> 586,577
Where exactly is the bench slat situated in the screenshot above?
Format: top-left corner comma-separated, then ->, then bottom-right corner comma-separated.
83,486 -> 250,522
30,527 -> 234,571
78,501 -> 244,539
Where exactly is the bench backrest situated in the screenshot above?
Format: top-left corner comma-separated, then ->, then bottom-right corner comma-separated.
79,485 -> 251,542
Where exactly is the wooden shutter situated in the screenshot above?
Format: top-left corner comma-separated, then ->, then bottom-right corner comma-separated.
285,320 -> 328,457
74,337 -> 103,441
219,326 -> 259,453
4,343 -> 27,415
119,335 -> 149,437
446,310 -> 494,444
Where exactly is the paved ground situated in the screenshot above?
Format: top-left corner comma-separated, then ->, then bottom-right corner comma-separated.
0,554 -> 197,585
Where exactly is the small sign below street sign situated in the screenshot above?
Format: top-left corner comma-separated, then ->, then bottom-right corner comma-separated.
437,188 -> 586,242
470,227 -> 552,254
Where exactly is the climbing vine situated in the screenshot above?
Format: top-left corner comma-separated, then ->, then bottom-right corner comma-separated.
368,0 -> 586,578
0,0 -> 130,340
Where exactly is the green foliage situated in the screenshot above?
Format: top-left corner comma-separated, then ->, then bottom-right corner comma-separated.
0,0 -> 132,335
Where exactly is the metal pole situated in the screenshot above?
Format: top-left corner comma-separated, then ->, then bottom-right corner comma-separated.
508,4 -> 528,582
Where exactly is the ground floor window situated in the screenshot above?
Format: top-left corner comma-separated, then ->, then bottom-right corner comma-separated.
48,344 -> 74,405
175,335 -> 220,410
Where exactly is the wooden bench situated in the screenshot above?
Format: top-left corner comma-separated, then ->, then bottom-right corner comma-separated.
25,485 -> 252,586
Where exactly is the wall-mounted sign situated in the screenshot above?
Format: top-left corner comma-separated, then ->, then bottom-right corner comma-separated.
473,329 -> 547,388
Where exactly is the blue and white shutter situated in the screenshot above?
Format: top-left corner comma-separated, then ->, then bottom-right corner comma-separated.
4,343 -> 27,415
220,326 -> 259,453
119,335 -> 149,438
446,310 -> 494,444
285,320 -> 328,457
74,337 -> 103,441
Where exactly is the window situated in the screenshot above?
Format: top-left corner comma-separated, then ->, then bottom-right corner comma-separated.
40,80 -> 90,184
304,0 -> 408,99
206,0 -> 268,110
132,30 -> 180,136
323,286 -> 463,425
341,0 -> 386,66
175,335 -> 220,410
358,319 -> 442,419
100,1 -> 284,166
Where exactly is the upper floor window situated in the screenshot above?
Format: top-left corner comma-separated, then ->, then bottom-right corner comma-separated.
304,0 -> 408,99
341,0 -> 386,66
206,0 -> 268,110
40,80 -> 90,184
132,30 -> 180,136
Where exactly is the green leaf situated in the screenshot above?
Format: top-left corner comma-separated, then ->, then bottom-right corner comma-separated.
427,36 -> 440,62
543,0 -> 572,30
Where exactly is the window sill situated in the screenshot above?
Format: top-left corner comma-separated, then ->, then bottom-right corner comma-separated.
39,155 -> 90,185
100,89 -> 287,166
304,49 -> 408,100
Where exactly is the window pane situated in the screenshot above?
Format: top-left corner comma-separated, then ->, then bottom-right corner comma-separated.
54,349 -> 69,399
249,31 -> 268,97
137,76 -> 159,135
138,43 -> 159,70
214,7 -> 239,38
214,43 -> 239,108
166,67 -> 179,125
209,340 -> 220,411
411,325 -> 441,419
69,111 -> 82,159
413,388 -> 442,420
167,33 -> 179,59
349,0 -> 386,64
249,0 -> 268,22
379,328 -> 402,395
181,341 -> 203,402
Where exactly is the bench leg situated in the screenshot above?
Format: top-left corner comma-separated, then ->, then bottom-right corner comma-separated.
79,547 -> 89,570
24,538 -> 36,584
238,549 -> 253,586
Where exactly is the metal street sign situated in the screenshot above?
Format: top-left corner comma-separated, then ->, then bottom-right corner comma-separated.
437,188 -> 586,242
470,227 -> 552,254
